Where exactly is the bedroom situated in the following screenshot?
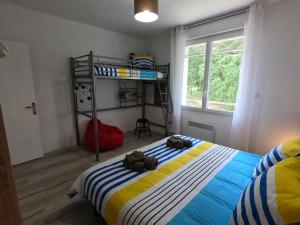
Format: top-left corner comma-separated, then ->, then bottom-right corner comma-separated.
0,0 -> 299,225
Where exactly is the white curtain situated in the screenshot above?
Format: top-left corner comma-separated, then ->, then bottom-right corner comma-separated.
229,2 -> 266,151
170,26 -> 186,134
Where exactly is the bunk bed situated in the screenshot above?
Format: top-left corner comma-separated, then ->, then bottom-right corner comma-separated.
70,51 -> 173,161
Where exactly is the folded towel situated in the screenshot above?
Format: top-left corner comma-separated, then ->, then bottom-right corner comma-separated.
144,156 -> 158,170
123,151 -> 158,172
125,151 -> 144,163
166,136 -> 193,149
167,136 -> 184,149
183,139 -> 193,147
131,161 -> 145,173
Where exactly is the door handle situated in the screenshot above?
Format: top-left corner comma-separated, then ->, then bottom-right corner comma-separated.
25,102 -> 37,115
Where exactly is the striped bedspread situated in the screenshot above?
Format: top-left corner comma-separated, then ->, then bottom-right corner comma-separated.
69,136 -> 261,225
93,64 -> 164,79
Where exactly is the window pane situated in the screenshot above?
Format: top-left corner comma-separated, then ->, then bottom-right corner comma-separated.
183,43 -> 206,108
207,36 -> 244,112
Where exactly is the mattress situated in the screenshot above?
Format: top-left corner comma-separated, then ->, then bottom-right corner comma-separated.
69,136 -> 261,225
94,64 -> 164,79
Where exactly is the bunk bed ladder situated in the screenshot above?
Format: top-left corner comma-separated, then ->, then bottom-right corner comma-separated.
157,79 -> 173,136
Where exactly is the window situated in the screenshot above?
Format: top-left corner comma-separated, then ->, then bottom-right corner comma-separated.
183,43 -> 206,108
182,31 -> 244,113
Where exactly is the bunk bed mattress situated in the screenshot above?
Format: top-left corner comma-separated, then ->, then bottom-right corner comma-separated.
94,64 -> 164,79
69,135 -> 261,225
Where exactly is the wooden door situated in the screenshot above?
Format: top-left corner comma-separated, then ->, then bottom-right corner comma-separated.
0,104 -> 22,225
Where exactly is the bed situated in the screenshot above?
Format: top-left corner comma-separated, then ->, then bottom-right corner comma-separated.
94,64 -> 165,79
69,135 -> 261,225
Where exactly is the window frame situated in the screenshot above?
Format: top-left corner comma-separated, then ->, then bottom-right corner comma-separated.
182,29 -> 244,116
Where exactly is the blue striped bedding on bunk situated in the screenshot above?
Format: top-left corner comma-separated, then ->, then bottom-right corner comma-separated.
94,64 -> 119,77
69,136 -> 261,225
94,64 -> 159,79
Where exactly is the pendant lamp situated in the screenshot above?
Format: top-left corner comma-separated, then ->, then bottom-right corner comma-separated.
134,0 -> 158,23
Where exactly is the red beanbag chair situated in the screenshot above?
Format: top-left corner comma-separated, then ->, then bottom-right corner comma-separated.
85,119 -> 124,152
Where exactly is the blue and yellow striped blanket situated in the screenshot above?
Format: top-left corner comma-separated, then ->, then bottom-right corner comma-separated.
69,136 -> 261,225
94,64 -> 162,79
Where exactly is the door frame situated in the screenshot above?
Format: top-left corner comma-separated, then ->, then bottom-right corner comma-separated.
0,104 -> 23,225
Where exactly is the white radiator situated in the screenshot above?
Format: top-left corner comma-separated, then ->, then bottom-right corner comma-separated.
185,121 -> 216,142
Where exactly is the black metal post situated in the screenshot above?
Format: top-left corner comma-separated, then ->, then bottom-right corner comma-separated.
70,57 -> 81,146
90,51 -> 100,161
166,63 -> 171,136
142,80 -> 145,119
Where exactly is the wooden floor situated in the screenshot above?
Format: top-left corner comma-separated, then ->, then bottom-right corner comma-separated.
12,132 -> 164,225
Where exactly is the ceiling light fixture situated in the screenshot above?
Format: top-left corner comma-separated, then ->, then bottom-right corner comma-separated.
134,0 -> 158,23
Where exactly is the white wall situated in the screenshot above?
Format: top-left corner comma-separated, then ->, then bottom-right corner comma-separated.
145,32 -> 171,65
0,2 -> 145,153
181,109 -> 233,146
250,0 -> 300,154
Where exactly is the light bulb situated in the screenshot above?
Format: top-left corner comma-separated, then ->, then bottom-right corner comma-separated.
135,10 -> 158,23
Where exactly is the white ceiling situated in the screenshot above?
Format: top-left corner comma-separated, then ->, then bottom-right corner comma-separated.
1,0 -> 254,38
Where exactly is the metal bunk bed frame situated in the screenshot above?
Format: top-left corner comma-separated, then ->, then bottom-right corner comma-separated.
70,51 -> 173,161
